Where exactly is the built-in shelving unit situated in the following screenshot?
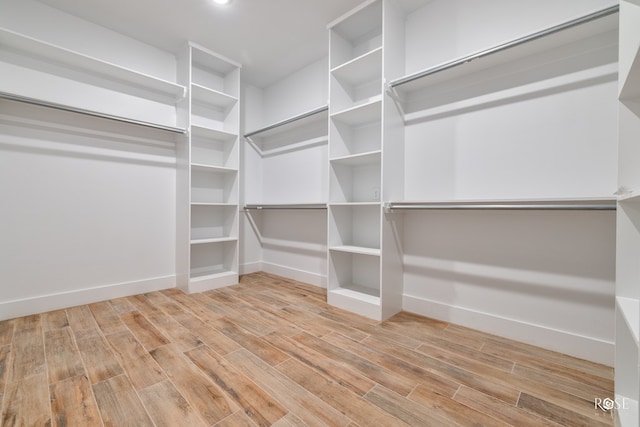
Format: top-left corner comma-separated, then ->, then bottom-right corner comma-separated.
327,0 -> 405,321
388,5 -> 619,115
177,43 -> 241,293
616,4 -> 640,423
0,28 -> 186,131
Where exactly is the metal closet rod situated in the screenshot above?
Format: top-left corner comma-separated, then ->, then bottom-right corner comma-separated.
244,204 -> 327,210
386,202 -> 617,211
244,105 -> 328,138
389,4 -> 620,89
0,92 -> 187,134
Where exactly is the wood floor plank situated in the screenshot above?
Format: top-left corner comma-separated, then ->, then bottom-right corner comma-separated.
119,311 -> 170,351
214,410 -> 259,427
0,319 -> 14,347
171,311 -> 241,356
44,327 -> 85,384
66,305 -> 101,341
77,335 -> 124,384
89,301 -> 127,336
150,344 -> 238,425
92,374 -> 154,427
138,379 -> 206,427
50,374 -> 102,427
418,336 -> 515,372
210,318 -> 290,366
186,344 -> 288,427
276,358 -> 408,427
226,348 -> 351,427
127,295 -> 202,352
41,310 -> 69,332
104,330 -> 166,390
271,413 -> 307,427
517,392 -> 613,427
1,373 -> 51,426
0,345 -> 10,394
292,332 -> 418,397
266,332 -> 375,396
361,334 -> 519,404
453,385 -> 562,427
8,315 -> 45,383
108,297 -> 137,316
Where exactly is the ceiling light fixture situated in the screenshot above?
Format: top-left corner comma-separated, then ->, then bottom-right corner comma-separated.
213,0 -> 230,4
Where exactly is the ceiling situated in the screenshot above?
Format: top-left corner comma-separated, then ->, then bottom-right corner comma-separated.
34,0 -> 386,88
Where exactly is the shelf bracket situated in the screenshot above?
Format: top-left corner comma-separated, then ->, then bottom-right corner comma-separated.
384,81 -> 405,118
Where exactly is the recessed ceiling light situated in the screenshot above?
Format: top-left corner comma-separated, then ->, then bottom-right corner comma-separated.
213,0 -> 230,4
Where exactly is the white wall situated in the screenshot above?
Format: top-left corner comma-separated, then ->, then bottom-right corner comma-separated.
0,0 -> 179,320
241,58 -> 329,285
400,0 -> 618,365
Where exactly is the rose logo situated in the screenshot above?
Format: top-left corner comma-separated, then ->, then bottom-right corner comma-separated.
602,398 -> 615,411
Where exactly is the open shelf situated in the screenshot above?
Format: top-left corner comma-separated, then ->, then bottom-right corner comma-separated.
0,28 -> 186,100
331,47 -> 382,84
189,240 -> 238,282
191,83 -> 238,110
331,97 -> 382,126
330,150 -> 381,166
191,168 -> 238,204
328,0 -> 382,69
617,296 -> 640,345
244,203 -> 327,210
386,197 -> 617,211
390,6 -> 619,112
190,163 -> 237,174
191,237 -> 237,245
330,157 -> 381,204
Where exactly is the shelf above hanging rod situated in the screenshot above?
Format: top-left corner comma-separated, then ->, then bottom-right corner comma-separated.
388,4 -> 619,90
0,92 -> 187,134
385,199 -> 617,211
244,105 -> 328,139
244,203 -> 327,210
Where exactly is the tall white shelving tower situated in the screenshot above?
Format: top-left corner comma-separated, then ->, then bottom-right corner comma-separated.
327,0 -> 405,321
616,1 -> 640,425
176,43 -> 241,293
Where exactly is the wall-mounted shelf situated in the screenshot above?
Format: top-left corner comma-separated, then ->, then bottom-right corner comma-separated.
244,203 -> 327,210
386,197 -> 617,211
191,83 -> 238,109
0,28 -> 186,100
244,105 -> 328,139
390,5 -> 618,92
388,5 -> 619,114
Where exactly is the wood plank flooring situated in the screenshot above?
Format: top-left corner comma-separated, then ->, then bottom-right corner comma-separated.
0,272 -> 615,426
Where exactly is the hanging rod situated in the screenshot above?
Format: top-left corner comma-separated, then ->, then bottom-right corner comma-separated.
244,203 -> 327,210
385,201 -> 616,211
0,92 -> 187,134
389,4 -> 619,89
244,105 -> 328,138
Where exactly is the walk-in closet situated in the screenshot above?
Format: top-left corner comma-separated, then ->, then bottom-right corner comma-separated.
0,0 -> 638,425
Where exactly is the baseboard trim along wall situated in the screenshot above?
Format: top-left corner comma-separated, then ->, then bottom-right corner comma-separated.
239,262 -> 262,276
403,294 -> 614,366
0,275 -> 176,321
261,262 -> 327,288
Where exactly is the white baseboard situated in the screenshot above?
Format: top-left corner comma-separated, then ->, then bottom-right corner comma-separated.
0,275 -> 176,321
403,294 -> 614,366
239,261 -> 262,275
261,262 -> 326,288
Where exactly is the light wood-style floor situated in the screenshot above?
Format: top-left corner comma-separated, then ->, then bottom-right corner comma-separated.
0,272 -> 614,426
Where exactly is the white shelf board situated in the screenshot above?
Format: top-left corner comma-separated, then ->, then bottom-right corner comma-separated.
190,163 -> 237,174
331,47 -> 382,86
618,296 -> 640,346
190,268 -> 237,281
191,202 -> 238,207
191,43 -> 241,74
390,6 -> 619,97
191,124 -> 237,141
244,105 -> 328,139
387,197 -> 617,211
330,150 -> 381,166
190,237 -> 238,245
330,97 -> 382,126
329,245 -> 381,256
329,202 -> 381,207
329,286 -> 380,305
0,28 -> 186,100
191,83 -> 237,109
